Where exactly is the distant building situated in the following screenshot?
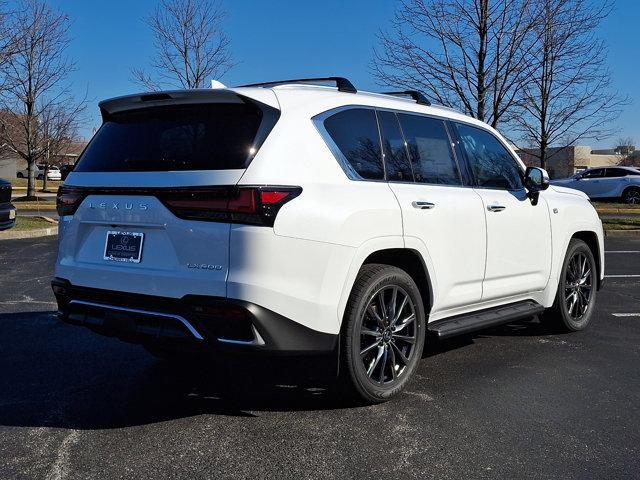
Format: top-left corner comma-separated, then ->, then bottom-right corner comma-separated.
517,145 -> 622,179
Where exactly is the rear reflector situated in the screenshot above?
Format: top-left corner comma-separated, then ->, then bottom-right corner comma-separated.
56,185 -> 301,226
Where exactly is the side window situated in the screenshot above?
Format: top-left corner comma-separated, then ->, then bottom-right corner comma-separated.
323,108 -> 384,180
397,113 -> 461,185
583,169 -> 604,178
456,123 -> 523,190
605,168 -> 628,178
377,110 -> 413,182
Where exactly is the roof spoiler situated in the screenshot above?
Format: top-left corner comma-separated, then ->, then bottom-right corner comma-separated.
98,89 -> 279,119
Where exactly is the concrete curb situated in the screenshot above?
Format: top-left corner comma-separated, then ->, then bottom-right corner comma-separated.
0,225 -> 58,240
605,229 -> 640,237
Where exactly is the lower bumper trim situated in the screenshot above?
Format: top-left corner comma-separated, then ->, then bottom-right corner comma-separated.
52,278 -> 337,354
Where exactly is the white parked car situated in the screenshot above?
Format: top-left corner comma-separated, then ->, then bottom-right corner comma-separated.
52,78 -> 604,403
16,165 -> 62,181
551,166 -> 640,204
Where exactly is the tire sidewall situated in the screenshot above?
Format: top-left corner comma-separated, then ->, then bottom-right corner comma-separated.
343,267 -> 426,402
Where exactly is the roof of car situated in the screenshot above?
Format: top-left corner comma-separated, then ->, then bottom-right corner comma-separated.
586,166 -> 638,171
232,83 -> 484,125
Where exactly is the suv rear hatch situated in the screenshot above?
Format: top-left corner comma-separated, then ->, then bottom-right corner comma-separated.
56,89 -> 284,299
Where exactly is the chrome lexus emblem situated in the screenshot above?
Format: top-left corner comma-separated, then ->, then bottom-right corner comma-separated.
88,201 -> 149,211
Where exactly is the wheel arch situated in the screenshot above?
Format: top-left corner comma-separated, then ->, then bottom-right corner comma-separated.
337,239 -> 435,329
571,230 -> 603,290
622,185 -> 640,203
361,249 -> 434,315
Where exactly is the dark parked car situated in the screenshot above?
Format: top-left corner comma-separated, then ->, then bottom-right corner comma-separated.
0,179 -> 16,230
60,164 -> 74,181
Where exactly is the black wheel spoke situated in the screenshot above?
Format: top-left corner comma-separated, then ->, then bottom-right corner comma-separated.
359,285 -> 417,385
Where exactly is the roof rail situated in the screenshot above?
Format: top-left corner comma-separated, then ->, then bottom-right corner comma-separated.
239,77 -> 357,93
382,90 -> 431,106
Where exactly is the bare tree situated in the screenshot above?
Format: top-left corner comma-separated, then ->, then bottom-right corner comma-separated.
372,0 -> 538,128
613,136 -> 635,156
132,0 -> 234,90
39,102 -> 83,191
0,0 -> 85,198
512,0 -> 628,170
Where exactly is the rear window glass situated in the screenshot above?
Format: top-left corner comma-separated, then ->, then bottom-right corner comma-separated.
75,102 -> 277,172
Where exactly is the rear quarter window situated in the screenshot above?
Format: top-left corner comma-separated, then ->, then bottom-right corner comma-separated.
323,108 -> 384,180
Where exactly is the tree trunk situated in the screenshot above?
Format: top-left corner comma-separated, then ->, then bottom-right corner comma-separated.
476,0 -> 489,123
26,158 -> 36,199
540,139 -> 548,171
42,165 -> 48,192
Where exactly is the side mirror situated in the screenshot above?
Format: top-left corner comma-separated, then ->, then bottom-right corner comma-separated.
524,167 -> 550,192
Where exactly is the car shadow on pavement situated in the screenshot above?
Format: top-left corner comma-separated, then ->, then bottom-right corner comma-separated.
0,311 -> 370,430
0,312 -> 555,430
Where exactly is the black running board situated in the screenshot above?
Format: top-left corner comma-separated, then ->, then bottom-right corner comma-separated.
428,300 -> 545,339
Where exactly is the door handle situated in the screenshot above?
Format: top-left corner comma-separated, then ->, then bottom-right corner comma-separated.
412,201 -> 436,210
487,204 -> 506,212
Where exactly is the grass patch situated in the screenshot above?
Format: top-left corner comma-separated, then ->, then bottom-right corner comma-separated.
602,218 -> 640,230
12,196 -> 55,204
10,178 -> 62,190
14,216 -> 57,231
592,201 -> 640,210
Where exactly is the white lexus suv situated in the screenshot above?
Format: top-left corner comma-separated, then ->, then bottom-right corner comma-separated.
52,77 -> 604,403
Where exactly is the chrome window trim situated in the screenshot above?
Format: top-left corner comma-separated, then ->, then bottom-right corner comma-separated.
68,300 -> 204,340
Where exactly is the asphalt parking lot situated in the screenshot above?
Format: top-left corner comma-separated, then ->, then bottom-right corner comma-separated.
1,236 -> 639,480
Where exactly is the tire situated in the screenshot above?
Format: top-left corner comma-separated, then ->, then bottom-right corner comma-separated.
17,172 -> 23,178
622,187 -> 640,205
541,239 -> 597,332
340,264 -> 426,403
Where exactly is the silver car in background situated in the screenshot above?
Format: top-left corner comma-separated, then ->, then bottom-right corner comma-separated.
551,166 -> 640,204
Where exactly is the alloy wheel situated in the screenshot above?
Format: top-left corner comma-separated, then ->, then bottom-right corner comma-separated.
564,251 -> 593,320
358,285 -> 418,385
624,189 -> 640,205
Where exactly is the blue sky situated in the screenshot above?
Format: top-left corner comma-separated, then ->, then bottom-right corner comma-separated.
49,0 -> 638,147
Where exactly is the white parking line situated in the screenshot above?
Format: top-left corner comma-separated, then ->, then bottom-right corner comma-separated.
605,251 -> 640,254
605,275 -> 640,278
612,313 -> 640,317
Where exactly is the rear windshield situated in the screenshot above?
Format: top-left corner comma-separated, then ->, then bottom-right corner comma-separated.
75,101 -> 278,172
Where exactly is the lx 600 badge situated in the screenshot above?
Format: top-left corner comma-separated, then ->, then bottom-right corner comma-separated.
187,263 -> 223,270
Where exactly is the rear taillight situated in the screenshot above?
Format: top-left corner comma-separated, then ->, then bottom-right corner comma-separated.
160,186 -> 301,226
55,185 -> 301,226
56,186 -> 86,216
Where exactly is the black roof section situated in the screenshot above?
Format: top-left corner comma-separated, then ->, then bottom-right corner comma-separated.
382,90 -> 431,106
239,77 -> 357,93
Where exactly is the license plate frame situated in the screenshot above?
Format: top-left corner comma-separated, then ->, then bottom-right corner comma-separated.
103,230 -> 144,263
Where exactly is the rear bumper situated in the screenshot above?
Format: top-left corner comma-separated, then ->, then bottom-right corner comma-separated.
51,278 -> 337,355
0,203 -> 16,231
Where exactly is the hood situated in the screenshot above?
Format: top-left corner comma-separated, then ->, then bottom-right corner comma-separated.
550,177 -> 575,184
549,185 -> 589,199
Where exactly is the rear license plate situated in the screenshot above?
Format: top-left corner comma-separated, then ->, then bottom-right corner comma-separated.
104,231 -> 144,263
